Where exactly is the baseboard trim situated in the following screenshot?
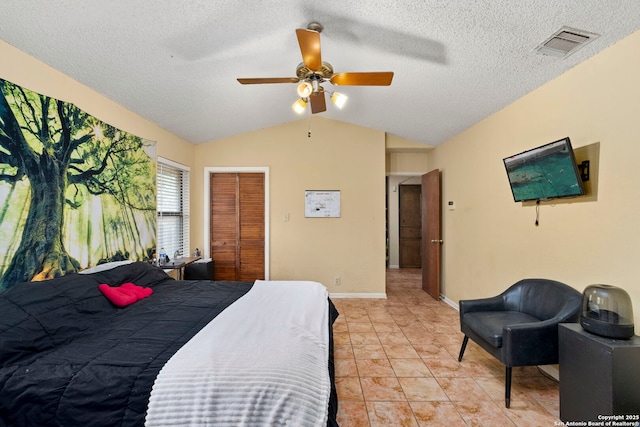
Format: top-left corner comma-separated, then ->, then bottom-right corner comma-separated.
388,265 -> 399,269
538,365 -> 559,381
330,293 -> 387,299
440,295 -> 459,311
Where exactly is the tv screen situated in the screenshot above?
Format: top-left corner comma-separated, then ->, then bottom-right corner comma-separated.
503,137 -> 585,202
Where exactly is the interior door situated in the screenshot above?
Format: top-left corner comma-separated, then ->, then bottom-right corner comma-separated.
421,169 -> 442,300
399,185 -> 421,268
209,172 -> 265,281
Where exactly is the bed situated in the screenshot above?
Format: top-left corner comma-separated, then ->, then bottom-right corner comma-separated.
0,261 -> 339,426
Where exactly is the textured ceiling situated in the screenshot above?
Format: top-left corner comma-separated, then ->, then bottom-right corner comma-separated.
1,1 -> 639,146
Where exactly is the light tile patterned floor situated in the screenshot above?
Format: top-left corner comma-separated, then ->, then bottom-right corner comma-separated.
332,268 -> 561,427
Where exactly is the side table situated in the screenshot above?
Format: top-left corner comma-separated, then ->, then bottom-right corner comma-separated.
161,256 -> 201,280
559,323 -> 640,423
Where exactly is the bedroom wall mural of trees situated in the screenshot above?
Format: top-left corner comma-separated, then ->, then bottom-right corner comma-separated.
0,78 -> 156,290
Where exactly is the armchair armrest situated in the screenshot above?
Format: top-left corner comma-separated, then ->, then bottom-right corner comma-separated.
460,296 -> 506,329
459,295 -> 505,315
502,318 -> 561,366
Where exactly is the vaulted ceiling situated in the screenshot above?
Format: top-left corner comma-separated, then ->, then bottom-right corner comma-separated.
2,1 -> 639,146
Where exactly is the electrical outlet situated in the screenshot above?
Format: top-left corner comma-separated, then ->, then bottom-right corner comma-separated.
334,276 -> 341,286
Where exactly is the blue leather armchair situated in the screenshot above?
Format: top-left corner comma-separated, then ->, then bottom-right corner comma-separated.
458,278 -> 582,408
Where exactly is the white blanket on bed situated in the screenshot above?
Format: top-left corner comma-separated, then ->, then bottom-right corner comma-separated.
145,280 -> 330,427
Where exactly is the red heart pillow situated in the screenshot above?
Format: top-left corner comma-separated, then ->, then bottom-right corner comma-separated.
121,282 -> 153,299
98,284 -> 138,307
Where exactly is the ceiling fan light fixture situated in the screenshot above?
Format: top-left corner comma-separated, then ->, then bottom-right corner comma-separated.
330,92 -> 348,109
238,23 -> 394,115
296,82 -> 313,98
292,98 -> 307,114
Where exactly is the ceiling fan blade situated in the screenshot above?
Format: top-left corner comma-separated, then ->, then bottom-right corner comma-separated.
309,92 -> 327,114
330,72 -> 394,86
237,77 -> 299,84
296,29 -> 322,71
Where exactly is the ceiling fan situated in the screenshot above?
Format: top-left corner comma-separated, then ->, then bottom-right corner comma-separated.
237,22 -> 394,114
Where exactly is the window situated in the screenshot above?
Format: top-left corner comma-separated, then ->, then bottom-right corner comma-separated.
157,157 -> 190,259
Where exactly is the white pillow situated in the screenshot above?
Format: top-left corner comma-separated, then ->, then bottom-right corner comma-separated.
79,260 -> 133,274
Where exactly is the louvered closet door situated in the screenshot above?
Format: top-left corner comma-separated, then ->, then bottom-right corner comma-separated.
209,173 -> 265,281
237,173 -> 265,281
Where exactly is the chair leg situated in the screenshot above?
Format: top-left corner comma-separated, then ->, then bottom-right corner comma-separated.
505,366 -> 512,408
458,335 -> 469,362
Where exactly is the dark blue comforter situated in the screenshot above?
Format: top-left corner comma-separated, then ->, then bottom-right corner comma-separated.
0,262 -> 254,426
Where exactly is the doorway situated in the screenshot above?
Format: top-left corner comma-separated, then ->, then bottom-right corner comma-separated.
386,171 -> 442,300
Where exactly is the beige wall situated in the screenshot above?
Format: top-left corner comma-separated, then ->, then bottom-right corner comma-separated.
430,29 -> 640,324
385,133 -> 432,174
387,152 -> 429,174
192,116 -> 387,295
0,40 -> 193,165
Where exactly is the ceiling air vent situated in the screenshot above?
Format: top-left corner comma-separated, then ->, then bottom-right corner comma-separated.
534,26 -> 600,58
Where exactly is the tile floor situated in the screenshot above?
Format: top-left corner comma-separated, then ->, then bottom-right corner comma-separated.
332,268 -> 562,427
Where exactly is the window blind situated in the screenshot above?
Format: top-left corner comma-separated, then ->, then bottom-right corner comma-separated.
157,158 -> 190,259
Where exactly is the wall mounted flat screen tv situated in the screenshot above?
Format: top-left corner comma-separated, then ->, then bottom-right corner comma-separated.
503,137 -> 585,202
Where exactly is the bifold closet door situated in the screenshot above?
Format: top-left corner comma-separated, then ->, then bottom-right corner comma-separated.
209,172 -> 265,281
